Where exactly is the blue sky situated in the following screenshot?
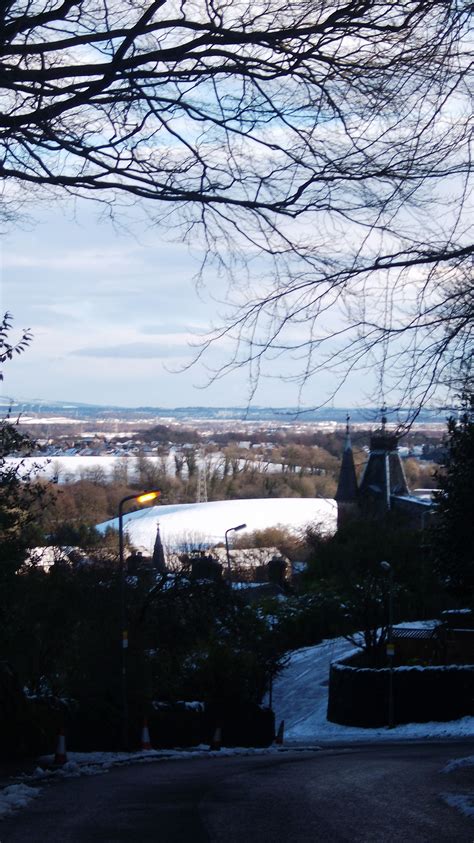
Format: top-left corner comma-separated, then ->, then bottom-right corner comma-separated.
1,199 -> 371,408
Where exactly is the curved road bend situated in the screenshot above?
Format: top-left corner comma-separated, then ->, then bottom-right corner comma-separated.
1,742 -> 474,842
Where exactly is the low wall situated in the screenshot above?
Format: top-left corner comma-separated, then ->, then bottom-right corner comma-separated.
327,658 -> 474,727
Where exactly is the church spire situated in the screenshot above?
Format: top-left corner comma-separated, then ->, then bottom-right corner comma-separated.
336,415 -> 358,505
343,413 -> 352,451
152,522 -> 167,572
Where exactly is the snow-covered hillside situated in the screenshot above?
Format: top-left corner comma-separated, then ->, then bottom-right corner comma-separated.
97,497 -> 337,553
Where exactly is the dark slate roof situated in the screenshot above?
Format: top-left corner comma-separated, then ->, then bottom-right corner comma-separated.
358,433 -> 409,500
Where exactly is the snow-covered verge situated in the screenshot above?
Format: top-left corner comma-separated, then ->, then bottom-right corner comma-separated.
0,745 -> 285,819
0,784 -> 41,818
440,755 -> 474,819
441,793 -> 474,819
443,755 -> 474,773
0,745 -> 300,818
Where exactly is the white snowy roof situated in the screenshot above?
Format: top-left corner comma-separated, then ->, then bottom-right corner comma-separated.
97,497 -> 337,554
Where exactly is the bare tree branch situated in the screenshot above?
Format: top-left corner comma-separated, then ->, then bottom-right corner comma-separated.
1,0 -> 472,415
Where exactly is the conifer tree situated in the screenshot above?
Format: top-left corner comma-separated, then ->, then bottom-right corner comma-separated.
433,397 -> 474,604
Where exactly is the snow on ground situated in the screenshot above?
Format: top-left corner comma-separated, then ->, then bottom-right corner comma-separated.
0,746 -> 301,817
33,746 -> 284,776
4,455 -> 135,483
5,453 -> 308,484
441,793 -> 474,818
443,756 -> 474,773
0,784 -> 41,818
97,498 -> 337,554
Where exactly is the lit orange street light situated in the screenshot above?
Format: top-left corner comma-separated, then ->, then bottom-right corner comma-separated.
118,489 -> 160,749
135,491 -> 161,505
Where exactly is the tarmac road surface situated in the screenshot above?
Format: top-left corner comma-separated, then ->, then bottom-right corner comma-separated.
1,741 -> 474,842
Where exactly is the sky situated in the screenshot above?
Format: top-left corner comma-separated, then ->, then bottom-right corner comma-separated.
1,198 -> 371,409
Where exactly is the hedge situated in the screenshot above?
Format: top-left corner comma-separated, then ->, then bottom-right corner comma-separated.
327,658 -> 474,727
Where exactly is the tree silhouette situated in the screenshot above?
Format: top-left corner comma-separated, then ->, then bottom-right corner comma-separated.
432,398 -> 474,602
1,1 -> 472,411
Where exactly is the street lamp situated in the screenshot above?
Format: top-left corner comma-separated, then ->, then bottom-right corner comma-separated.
380,560 -> 394,729
224,523 -> 247,580
118,490 -> 160,749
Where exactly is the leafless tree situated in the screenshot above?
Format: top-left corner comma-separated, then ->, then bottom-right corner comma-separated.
1,0 -> 472,416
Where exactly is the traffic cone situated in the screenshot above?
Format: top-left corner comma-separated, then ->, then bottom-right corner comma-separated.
209,726 -> 222,751
141,717 -> 152,750
274,720 -> 284,745
54,728 -> 67,765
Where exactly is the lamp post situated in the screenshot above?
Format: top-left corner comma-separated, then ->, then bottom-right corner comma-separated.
224,523 -> 247,580
380,560 -> 394,729
118,490 -> 160,749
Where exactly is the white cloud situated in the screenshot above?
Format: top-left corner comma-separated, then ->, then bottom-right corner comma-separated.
71,341 -> 192,359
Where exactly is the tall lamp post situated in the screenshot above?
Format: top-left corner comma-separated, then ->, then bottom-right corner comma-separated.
224,523 -> 247,580
118,490 -> 160,749
380,560 -> 394,729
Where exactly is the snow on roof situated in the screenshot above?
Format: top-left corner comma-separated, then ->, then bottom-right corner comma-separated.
25,546 -> 84,571
97,497 -> 337,554
392,494 -> 434,507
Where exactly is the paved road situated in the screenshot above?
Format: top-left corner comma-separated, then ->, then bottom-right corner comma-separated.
1,742 -> 474,842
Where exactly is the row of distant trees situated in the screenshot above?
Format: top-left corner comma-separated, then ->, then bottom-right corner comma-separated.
13,428 -> 439,543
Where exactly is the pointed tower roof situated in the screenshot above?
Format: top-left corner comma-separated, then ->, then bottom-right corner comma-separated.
335,415 -> 358,502
358,407 -> 409,507
152,522 -> 167,572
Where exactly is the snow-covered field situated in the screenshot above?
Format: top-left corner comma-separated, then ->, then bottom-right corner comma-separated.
4,452 -> 304,484
97,498 -> 337,553
4,455 -> 141,483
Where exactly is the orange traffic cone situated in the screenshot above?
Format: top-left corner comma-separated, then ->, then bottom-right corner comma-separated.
54,728 -> 67,765
209,726 -> 222,751
141,717 -> 152,751
274,720 -> 284,745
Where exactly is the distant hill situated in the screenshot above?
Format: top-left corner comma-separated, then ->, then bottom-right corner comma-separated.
1,397 -> 448,424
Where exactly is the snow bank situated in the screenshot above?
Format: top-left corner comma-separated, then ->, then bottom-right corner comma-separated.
441,793 -> 474,818
0,784 -> 40,818
443,755 -> 474,774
